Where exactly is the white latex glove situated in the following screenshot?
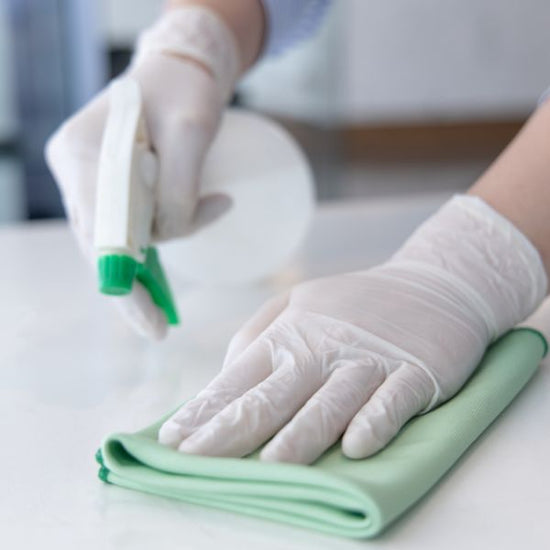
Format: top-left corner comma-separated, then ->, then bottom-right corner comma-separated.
158,195 -> 547,463
45,7 -> 240,339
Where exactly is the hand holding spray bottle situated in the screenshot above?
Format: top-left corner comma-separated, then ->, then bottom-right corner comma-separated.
94,76 -> 314,331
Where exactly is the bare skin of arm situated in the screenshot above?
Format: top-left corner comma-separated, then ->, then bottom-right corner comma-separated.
470,100 -> 550,279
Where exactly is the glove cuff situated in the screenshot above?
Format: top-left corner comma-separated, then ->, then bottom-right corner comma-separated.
134,6 -> 241,102
393,194 -> 548,340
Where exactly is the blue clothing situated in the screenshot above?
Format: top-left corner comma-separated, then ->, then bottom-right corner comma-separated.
260,0 -> 331,56
539,87 -> 550,106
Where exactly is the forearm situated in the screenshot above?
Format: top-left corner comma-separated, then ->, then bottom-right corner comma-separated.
167,0 -> 266,71
469,100 -> 550,279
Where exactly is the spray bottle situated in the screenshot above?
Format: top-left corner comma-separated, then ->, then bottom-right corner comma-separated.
94,77 -> 314,323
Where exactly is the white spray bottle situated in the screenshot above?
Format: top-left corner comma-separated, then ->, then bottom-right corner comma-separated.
94,77 -> 314,324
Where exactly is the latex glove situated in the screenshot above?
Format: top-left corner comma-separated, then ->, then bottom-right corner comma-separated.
158,195 -> 547,463
45,7 -> 240,339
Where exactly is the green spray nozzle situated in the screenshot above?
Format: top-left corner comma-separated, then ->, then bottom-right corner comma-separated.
98,247 -> 179,325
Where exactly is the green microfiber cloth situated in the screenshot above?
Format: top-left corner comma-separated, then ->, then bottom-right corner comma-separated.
97,328 -> 547,538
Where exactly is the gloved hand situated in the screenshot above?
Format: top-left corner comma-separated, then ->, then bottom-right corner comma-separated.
158,195 -> 547,463
45,7 -> 241,339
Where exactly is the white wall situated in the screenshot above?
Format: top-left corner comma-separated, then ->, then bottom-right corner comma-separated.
98,0 -> 163,46
342,0 -> 550,123
243,0 -> 550,124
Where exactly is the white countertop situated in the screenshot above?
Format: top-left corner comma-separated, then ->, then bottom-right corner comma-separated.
2,193 -> 549,550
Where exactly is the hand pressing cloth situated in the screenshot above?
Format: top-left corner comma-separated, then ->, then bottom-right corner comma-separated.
96,328 -> 546,538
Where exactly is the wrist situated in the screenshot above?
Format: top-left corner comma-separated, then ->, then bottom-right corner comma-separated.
166,0 -> 265,70
392,194 -> 547,339
135,6 -> 241,102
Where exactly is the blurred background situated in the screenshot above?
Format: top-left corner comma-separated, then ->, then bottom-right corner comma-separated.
1,0 -> 550,224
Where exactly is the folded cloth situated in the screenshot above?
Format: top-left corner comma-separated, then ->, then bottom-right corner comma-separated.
97,328 -> 547,538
